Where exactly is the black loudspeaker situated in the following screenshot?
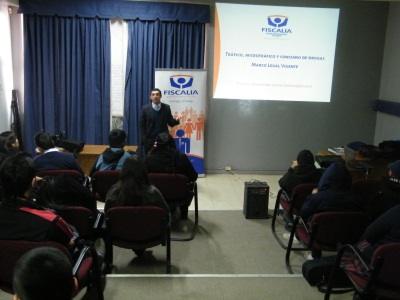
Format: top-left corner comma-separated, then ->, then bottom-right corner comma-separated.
243,181 -> 270,219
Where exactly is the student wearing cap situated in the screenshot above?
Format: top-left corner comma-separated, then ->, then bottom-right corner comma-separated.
366,160 -> 400,221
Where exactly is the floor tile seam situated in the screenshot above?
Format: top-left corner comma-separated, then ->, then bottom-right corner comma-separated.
106,274 -> 303,278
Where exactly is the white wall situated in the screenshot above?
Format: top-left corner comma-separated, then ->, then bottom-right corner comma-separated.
0,4 -> 14,132
375,2 -> 400,144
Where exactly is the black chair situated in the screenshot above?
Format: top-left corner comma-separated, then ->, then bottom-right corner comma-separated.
271,183 -> 316,249
324,243 -> 400,300
148,173 -> 198,241
285,211 -> 370,274
36,169 -> 89,187
91,170 -> 121,203
104,206 -> 171,274
57,206 -> 104,243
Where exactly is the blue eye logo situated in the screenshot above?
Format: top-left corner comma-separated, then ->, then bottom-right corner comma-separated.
267,15 -> 289,28
170,75 -> 194,89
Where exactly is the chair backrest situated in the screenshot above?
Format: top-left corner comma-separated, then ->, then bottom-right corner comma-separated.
36,169 -> 84,186
91,170 -> 121,201
105,206 -> 168,245
370,242 -> 400,298
351,178 -> 381,211
0,240 -> 71,294
290,183 -> 317,213
148,173 -> 191,203
37,169 -> 82,180
57,206 -> 101,240
309,211 -> 369,248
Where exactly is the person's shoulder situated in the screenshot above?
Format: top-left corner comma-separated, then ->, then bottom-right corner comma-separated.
142,103 -> 152,110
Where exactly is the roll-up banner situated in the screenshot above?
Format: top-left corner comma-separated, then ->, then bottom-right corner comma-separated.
155,69 -> 207,176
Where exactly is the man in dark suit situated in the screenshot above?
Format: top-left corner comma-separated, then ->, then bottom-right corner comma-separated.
140,88 -> 181,154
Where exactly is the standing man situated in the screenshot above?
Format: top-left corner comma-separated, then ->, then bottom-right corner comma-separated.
140,88 -> 181,154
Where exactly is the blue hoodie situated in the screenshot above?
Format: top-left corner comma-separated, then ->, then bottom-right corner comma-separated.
300,162 -> 362,221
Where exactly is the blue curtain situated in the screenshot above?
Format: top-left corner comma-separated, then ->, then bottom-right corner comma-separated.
123,20 -> 206,146
23,15 -> 111,154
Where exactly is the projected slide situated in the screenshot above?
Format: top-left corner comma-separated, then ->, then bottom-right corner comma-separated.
213,3 -> 339,102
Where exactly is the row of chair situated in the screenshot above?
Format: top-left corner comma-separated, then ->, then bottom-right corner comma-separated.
35,170 -> 199,240
270,178 -> 400,299
33,170 -> 199,272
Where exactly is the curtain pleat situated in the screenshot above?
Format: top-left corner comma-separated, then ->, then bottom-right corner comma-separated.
23,15 -> 111,154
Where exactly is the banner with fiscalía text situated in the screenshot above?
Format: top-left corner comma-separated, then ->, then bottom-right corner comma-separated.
155,69 -> 206,176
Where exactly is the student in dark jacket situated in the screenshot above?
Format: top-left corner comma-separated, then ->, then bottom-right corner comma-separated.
89,129 -> 134,176
33,132 -> 85,178
367,160 -> 400,221
0,152 -> 75,249
279,149 -> 323,230
104,155 -> 169,213
145,132 -> 198,219
300,162 -> 363,222
279,149 -> 323,196
31,173 -> 97,213
340,204 -> 400,300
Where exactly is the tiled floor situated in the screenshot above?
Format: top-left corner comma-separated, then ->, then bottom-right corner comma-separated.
96,172 -> 282,212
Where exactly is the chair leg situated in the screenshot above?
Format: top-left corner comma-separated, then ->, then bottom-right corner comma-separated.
171,185 -> 199,242
271,190 -> 289,249
104,239 -> 113,274
285,216 -> 302,274
166,228 -> 171,274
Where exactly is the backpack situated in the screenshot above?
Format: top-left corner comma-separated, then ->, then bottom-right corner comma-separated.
302,256 -> 354,294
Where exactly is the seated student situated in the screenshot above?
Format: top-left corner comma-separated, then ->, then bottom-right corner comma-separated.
278,149 -> 323,230
104,154 -> 169,213
299,162 -> 363,258
31,173 -> 98,213
300,162 -> 363,222
279,149 -> 323,196
89,129 -> 134,177
144,132 -> 198,219
366,160 -> 400,221
0,152 -> 76,249
105,155 -> 169,256
13,247 -> 77,300
340,204 -> 400,299
0,131 -> 20,166
33,132 -> 85,178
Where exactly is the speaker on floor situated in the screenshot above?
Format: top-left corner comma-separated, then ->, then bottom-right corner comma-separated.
243,181 -> 270,219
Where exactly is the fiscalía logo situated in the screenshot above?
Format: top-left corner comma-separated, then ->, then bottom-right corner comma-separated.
164,75 -> 199,96
267,15 -> 288,27
262,15 -> 292,37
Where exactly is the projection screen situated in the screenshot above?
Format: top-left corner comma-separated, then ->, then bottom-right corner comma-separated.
213,3 -> 340,102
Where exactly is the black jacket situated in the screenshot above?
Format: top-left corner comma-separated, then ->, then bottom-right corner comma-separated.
300,162 -> 362,221
279,164 -> 323,196
139,103 -> 179,145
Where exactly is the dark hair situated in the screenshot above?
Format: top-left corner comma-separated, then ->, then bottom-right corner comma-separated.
34,132 -> 55,150
150,133 -> 176,153
115,155 -> 150,205
297,149 -> 315,165
109,129 -> 127,148
13,247 -> 73,300
148,133 -> 179,173
0,131 -> 17,152
30,176 -> 57,208
0,152 -> 36,200
150,88 -> 162,96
